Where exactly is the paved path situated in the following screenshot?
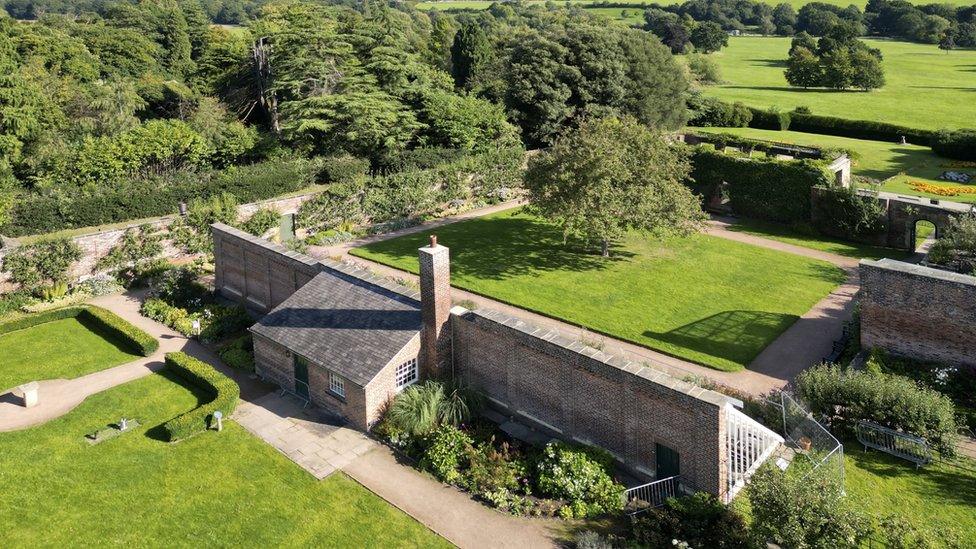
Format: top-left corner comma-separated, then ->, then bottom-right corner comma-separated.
311,206 -> 860,396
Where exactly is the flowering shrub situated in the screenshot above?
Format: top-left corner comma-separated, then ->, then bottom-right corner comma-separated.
535,441 -> 625,518
420,425 -> 473,483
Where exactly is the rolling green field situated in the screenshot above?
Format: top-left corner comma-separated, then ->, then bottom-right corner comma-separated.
0,372 -> 450,547
352,209 -> 846,372
692,126 -> 976,203
0,318 -> 139,390
702,37 -> 976,131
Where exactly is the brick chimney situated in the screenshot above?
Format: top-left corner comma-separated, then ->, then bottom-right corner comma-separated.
418,235 -> 451,378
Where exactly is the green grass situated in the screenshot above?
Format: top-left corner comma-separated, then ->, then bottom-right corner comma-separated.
0,317 -> 140,391
702,37 -> 976,131
722,217 -> 910,260
351,209 -> 846,372
0,372 -> 450,547
845,447 -> 976,542
691,126 -> 976,203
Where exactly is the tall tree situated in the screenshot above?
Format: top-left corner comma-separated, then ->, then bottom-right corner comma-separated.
523,115 -> 705,257
449,22 -> 492,91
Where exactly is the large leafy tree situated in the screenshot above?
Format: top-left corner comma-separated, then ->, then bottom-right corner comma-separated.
523,115 -> 706,257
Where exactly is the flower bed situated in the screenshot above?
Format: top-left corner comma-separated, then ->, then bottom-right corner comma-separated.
139,266 -> 251,342
376,381 -> 625,519
909,181 -> 976,197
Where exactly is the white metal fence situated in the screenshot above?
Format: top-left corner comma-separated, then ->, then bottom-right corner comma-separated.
623,475 -> 682,514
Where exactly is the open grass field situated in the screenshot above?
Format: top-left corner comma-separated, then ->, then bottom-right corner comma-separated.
845,447 -> 976,542
691,126 -> 976,203
351,209 -> 846,372
0,372 -> 450,547
702,37 -> 976,131
0,318 -> 139,391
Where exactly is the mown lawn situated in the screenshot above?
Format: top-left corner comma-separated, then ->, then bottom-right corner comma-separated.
351,209 -> 846,372
0,372 -> 450,547
0,317 -> 140,391
845,447 -> 976,542
702,37 -> 976,131
722,218 -> 911,260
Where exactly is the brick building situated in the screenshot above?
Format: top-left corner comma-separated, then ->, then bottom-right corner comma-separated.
212,223 -> 782,500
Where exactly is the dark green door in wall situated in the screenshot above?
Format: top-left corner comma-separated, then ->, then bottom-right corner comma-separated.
280,213 -> 295,242
656,443 -> 680,479
293,354 -> 309,399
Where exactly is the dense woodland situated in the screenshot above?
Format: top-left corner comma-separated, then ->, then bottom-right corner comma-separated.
0,1 -> 691,234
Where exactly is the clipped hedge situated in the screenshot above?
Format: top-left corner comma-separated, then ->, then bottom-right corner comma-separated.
3,157 -> 322,237
0,305 -> 157,356
783,111 -> 935,145
749,108 -> 791,131
795,364 -> 958,456
931,129 -> 976,161
690,148 -> 833,223
162,352 -> 240,442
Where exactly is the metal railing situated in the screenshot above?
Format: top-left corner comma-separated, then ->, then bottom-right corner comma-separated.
623,475 -> 681,515
856,420 -> 932,467
725,403 -> 784,502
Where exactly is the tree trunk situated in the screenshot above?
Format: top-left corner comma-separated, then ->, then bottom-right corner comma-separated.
601,238 -> 609,258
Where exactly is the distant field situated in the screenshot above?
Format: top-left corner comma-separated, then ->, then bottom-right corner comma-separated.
692,127 -> 976,203
702,37 -> 976,131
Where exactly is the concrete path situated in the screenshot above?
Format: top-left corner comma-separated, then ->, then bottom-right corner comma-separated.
309,206 -> 861,396
234,391 -> 377,479
344,445 -> 561,549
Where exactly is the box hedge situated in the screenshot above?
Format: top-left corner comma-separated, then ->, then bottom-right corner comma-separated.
749,108 -> 791,131
689,148 -> 833,223
162,352 -> 240,442
780,111 -> 935,145
0,305 -> 158,356
931,129 -> 976,161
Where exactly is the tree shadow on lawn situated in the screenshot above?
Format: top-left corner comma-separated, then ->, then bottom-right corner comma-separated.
721,85 -> 865,94
144,369 -> 213,442
366,214 -> 634,281
644,310 -> 798,367
847,447 -> 976,510
745,58 -> 788,68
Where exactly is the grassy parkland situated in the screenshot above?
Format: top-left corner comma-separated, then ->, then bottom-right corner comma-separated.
352,208 -> 846,372
702,36 -> 976,132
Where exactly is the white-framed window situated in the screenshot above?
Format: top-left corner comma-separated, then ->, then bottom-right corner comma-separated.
329,372 -> 345,398
395,357 -> 418,390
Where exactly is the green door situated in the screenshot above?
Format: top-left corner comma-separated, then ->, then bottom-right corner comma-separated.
293,354 -> 310,399
656,443 -> 680,479
280,213 -> 295,242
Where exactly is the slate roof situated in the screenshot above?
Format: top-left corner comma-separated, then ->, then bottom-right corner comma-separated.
250,269 -> 422,386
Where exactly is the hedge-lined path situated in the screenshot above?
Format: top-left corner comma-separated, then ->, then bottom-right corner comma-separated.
77,289 -> 558,547
0,290 -> 275,432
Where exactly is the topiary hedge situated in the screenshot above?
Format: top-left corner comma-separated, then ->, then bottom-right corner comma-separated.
162,352 -> 240,442
795,363 -> 958,456
690,148 -> 833,223
931,129 -> 976,161
0,305 -> 158,356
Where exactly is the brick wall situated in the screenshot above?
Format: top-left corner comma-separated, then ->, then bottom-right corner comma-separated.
365,333 -> 421,429
450,306 -> 731,498
419,240 -> 451,378
213,223 -> 320,312
860,258 -> 976,366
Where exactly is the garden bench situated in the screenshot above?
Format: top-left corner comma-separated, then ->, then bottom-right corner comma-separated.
855,420 -> 931,467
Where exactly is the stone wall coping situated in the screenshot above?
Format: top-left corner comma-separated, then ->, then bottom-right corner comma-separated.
453,306 -> 732,408
212,222 -> 422,303
861,258 -> 976,287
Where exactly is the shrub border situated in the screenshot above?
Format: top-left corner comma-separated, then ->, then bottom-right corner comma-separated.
162,352 -> 240,442
0,305 -> 158,356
